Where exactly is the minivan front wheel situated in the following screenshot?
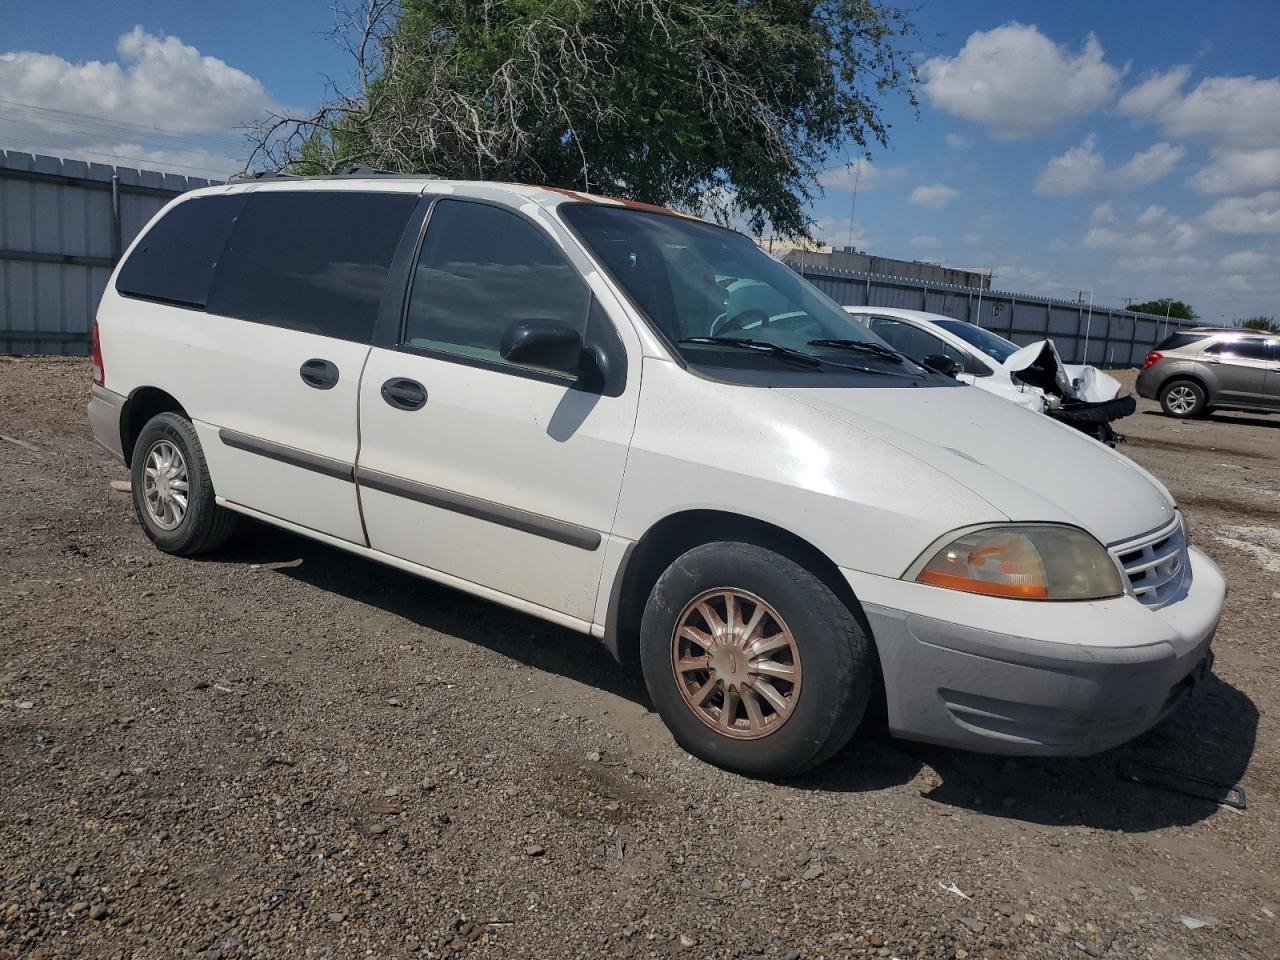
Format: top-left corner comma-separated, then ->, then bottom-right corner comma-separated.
1159,379 -> 1207,418
131,413 -> 239,556
640,542 -> 872,778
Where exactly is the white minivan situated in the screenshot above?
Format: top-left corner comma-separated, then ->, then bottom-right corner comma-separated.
88,175 -> 1225,777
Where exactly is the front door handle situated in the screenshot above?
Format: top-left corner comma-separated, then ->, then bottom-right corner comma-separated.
380,377 -> 427,411
300,358 -> 340,390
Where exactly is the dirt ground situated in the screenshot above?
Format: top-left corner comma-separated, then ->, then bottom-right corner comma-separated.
1,357 -> 1277,960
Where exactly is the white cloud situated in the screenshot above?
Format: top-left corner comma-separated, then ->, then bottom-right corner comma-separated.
816,158 -> 903,192
920,23 -> 1121,139
810,216 -> 872,251
0,26 -> 278,176
1036,134 -> 1183,195
1217,249 -> 1270,273
1119,68 -> 1280,148
909,235 -> 942,250
1090,202 -> 1115,225
1203,191 -> 1280,234
910,184 -> 958,208
1187,147 -> 1280,196
1083,205 -> 1199,251
944,133 -> 971,151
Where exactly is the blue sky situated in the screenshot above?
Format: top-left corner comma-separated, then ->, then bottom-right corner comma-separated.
3,1 -> 1278,321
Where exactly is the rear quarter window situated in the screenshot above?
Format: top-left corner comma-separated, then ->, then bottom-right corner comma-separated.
1153,332 -> 1207,351
115,195 -> 247,308
207,191 -> 417,343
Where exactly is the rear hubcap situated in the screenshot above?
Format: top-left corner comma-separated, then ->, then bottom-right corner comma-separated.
1166,385 -> 1196,414
671,588 -> 802,740
142,439 -> 189,530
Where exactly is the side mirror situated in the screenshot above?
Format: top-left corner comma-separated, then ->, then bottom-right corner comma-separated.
922,353 -> 958,377
500,320 -> 586,374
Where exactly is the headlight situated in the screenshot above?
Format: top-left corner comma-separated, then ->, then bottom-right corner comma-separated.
911,525 -> 1125,601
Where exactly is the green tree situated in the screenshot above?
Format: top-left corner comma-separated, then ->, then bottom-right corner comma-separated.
1126,298 -> 1198,320
249,0 -> 917,238
1241,316 -> 1280,333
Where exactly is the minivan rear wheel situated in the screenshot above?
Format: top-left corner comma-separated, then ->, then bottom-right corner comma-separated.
1159,379 -> 1207,418
639,541 -> 872,778
131,413 -> 239,556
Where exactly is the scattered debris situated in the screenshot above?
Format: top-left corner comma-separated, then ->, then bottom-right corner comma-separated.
0,435 -> 40,453
939,882 -> 971,901
958,917 -> 986,934
614,838 -> 625,861
524,844 -> 546,857
109,479 -> 131,493
585,751 -> 601,762
1180,915 -> 1215,930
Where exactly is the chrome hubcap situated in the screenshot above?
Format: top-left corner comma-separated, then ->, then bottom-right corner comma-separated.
671,588 -> 802,740
1166,385 -> 1196,414
142,439 -> 189,530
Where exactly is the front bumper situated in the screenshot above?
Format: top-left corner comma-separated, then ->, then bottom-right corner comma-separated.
87,384 -> 126,463
844,546 -> 1225,756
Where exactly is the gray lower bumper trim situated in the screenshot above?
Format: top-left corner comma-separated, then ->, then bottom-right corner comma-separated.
865,603 -> 1214,756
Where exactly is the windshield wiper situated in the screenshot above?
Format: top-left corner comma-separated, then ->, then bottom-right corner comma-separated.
806,338 -> 906,363
679,336 -> 822,369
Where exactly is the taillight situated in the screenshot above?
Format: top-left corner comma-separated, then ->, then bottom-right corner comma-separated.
91,320 -> 104,386
1142,351 -> 1162,369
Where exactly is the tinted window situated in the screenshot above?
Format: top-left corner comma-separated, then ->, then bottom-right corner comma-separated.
207,192 -> 416,342
1154,332 -> 1207,351
116,195 -> 247,308
933,318 -> 1020,364
869,317 -> 965,368
404,200 -> 590,368
1206,339 -> 1273,361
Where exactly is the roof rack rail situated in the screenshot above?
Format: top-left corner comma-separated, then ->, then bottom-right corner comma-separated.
228,165 -> 445,184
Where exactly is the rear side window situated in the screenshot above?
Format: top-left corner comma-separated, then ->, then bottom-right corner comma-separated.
403,199 -> 590,367
1153,332 -> 1206,351
208,191 -> 416,342
116,195 -> 247,308
1204,339 -> 1273,360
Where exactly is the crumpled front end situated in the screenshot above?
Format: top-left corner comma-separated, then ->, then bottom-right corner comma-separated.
1003,340 -> 1135,444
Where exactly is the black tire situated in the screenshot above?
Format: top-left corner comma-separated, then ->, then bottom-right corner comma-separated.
1159,379 -> 1207,419
639,541 -> 872,778
130,412 -> 239,556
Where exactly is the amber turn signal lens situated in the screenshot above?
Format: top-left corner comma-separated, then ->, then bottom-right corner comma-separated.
915,526 -> 1125,601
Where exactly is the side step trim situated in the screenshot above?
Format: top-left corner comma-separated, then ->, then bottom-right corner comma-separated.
355,466 -> 602,552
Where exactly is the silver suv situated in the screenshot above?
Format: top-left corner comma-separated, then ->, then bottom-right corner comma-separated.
1137,327 -> 1280,418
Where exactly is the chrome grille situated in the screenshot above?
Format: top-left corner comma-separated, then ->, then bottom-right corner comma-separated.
1113,517 -> 1189,609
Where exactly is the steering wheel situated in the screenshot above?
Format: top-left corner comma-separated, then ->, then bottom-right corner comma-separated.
712,308 -> 771,337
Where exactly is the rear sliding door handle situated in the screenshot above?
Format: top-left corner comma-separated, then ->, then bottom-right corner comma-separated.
380,377 -> 428,411
300,358 -> 340,389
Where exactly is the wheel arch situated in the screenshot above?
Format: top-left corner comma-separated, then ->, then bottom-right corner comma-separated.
602,509 -> 876,673
120,387 -> 189,467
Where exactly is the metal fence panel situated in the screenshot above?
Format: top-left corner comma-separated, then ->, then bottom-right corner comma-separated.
790,263 -> 1189,367
0,150 -> 218,355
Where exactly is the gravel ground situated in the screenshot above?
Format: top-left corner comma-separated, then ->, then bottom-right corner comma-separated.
1,357 -> 1277,960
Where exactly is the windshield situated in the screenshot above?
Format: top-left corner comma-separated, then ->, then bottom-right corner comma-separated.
560,204 -> 925,379
932,318 -> 1020,364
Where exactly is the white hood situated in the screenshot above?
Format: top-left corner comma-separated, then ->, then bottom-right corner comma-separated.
779,382 -> 1175,545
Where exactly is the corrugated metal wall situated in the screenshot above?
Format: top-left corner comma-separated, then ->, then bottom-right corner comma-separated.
1,149 -> 1186,365
793,262 -> 1190,367
0,151 -> 220,355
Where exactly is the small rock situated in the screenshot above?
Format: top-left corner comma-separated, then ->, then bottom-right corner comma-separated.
1128,886 -> 1146,901
678,933 -> 696,949
996,903 -> 1015,917
329,912 -> 346,923
794,852 -> 812,867
89,904 -> 108,921
959,917 -> 986,934
782,952 -> 801,960
802,865 -> 824,881
421,778 -> 436,792
368,823 -> 389,835
387,698 -> 401,707
586,751 -> 601,762
191,681 -> 210,691
14,701 -> 33,710
740,879 -> 754,890
69,901 -> 90,915
524,844 -> 546,857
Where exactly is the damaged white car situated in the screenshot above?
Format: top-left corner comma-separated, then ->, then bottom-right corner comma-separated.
844,307 -> 1136,444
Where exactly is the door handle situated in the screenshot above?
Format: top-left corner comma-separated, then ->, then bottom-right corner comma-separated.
300,358 -> 340,390
380,377 -> 427,411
